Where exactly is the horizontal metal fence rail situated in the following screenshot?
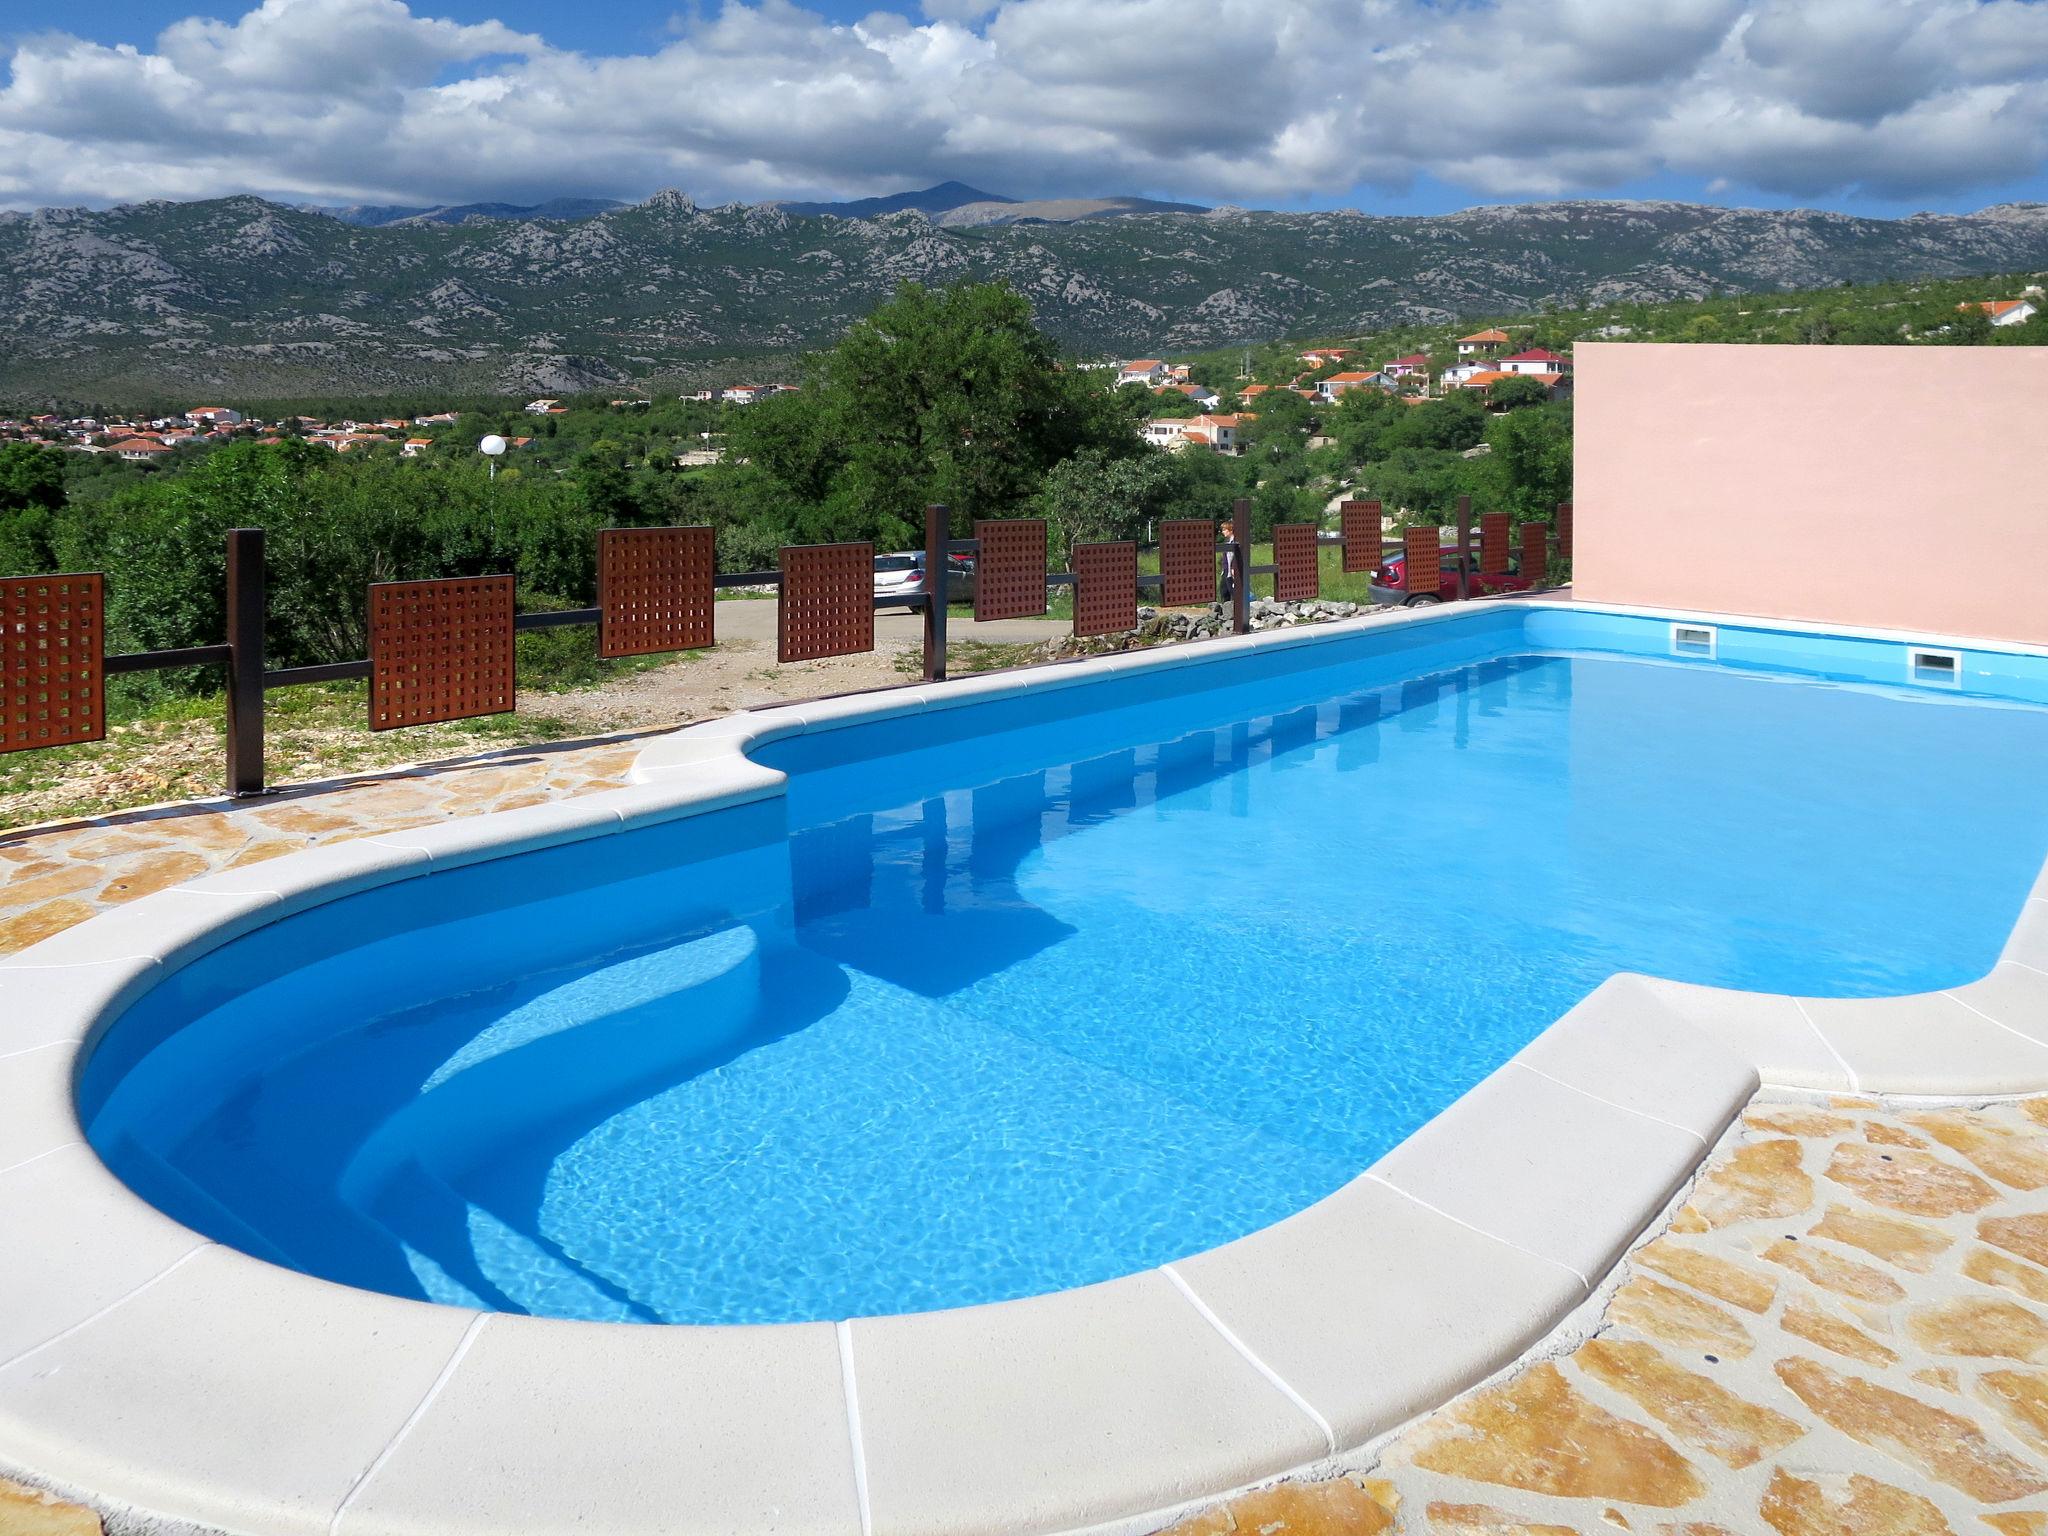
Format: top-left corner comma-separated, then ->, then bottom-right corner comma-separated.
0,496 -> 1568,798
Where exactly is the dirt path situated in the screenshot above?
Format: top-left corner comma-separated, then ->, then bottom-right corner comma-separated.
526,601 -> 1069,733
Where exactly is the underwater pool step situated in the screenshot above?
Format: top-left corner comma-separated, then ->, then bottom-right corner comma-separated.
358,1156 -> 661,1322
105,1134 -> 305,1274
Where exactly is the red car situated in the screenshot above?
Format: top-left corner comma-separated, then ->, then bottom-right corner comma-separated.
1374,550 -> 1535,606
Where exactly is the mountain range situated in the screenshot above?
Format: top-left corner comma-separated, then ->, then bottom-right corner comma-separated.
309,197 -> 628,228
308,182 -> 1208,230
2,188 -> 2045,401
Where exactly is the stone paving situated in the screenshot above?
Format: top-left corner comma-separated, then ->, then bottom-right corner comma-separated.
1169,1093 -> 2048,1536
0,733 -> 641,956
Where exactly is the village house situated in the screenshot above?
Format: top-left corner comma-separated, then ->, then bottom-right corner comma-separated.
1962,299 -> 2039,327
1456,329 -> 1510,357
1499,347 -> 1570,375
1317,370 -> 1397,401
108,436 -> 174,461
1448,369 -> 1576,403
1300,348 -> 1351,366
1115,359 -> 1170,387
185,407 -> 243,426
1142,413 -> 1248,454
1380,353 -> 1431,380
401,438 -> 433,458
1153,382 -> 1222,410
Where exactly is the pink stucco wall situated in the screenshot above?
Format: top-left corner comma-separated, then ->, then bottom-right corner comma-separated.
1573,343 -> 2048,645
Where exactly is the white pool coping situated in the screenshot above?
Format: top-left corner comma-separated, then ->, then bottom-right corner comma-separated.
6,598 -> 2048,1536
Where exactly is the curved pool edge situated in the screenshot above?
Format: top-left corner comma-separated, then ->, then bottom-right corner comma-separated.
4,599 -> 2048,1536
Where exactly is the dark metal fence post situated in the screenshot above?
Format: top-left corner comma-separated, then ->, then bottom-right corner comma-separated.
923,502 -> 949,682
1455,495 -> 1471,602
224,527 -> 266,796
1230,497 -> 1252,636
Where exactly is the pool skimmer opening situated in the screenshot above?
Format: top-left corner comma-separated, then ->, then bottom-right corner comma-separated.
1671,622 -> 1718,659
1910,647 -> 1962,687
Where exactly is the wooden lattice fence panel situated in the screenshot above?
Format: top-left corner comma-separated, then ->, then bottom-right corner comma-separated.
1520,523 -> 1549,585
1402,527 -> 1441,601
1157,520 -> 1216,607
369,576 -> 516,730
1340,500 -> 1383,574
779,543 -> 874,662
597,526 -> 715,657
1072,541 -> 1138,637
1272,523 -> 1320,602
1480,512 -> 1512,577
973,520 -> 1048,622
1,573 -> 103,753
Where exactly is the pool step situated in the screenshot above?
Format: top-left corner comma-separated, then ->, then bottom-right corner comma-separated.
337,922 -> 766,1215
361,1157 -> 660,1322
104,1133 -> 306,1273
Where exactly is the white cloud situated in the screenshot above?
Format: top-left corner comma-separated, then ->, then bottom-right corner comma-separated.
0,0 -> 2044,211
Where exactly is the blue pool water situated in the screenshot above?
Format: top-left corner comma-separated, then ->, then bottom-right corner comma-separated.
82,610 -> 2048,1323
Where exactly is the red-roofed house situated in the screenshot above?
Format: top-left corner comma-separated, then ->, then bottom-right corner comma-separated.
1961,299 -> 2039,327
1380,354 -> 1430,379
1142,413 -> 1247,454
1456,329 -> 1510,356
1116,359 -> 1169,387
1451,370 -> 1575,403
1500,348 -> 1570,376
1153,382 -> 1222,410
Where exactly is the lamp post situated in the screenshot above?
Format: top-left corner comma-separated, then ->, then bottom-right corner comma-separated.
479,433 -> 507,479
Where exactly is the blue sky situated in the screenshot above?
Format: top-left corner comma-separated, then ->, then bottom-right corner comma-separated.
7,0 -> 2048,216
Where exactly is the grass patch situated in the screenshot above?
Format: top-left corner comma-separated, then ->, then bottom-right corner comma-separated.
895,639 -> 1046,678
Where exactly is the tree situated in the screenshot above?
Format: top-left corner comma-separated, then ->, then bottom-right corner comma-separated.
1383,392 -> 1487,454
1475,401 -> 1573,518
1326,388 -> 1404,468
0,442 -> 65,515
701,281 -> 1140,553
1366,446 -> 1483,524
1037,447 -> 1181,559
1143,388 -> 1203,418
574,448 -> 639,525
1485,375 -> 1548,410
819,280 -> 1140,544
0,442 -> 67,572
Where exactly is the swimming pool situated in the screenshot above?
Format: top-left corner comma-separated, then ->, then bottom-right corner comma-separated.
76,602 -> 2048,1326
